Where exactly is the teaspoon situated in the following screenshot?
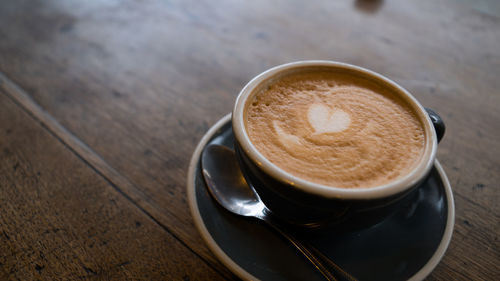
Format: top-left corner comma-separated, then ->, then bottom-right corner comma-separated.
201,144 -> 357,281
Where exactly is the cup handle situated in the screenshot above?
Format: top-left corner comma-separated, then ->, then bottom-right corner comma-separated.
425,108 -> 445,143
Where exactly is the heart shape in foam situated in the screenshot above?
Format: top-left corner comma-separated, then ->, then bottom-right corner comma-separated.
307,103 -> 350,133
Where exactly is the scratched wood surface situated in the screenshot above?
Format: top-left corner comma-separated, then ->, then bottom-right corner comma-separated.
0,0 -> 499,280
0,91 -> 225,280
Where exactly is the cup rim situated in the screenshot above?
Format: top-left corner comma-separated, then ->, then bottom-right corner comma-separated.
232,60 -> 437,200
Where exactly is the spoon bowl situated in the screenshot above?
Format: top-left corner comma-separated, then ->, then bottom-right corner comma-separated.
201,145 -> 266,218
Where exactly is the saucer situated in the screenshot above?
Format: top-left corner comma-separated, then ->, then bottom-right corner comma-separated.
187,114 -> 455,281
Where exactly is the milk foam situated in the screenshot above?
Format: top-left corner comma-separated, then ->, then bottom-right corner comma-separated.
245,71 -> 425,188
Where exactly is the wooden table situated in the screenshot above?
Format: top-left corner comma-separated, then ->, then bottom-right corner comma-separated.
1,0 -> 498,280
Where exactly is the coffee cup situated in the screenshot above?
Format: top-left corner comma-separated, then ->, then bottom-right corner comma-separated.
232,61 -> 445,230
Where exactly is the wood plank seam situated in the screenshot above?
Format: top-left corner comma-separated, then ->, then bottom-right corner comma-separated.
0,72 -> 231,280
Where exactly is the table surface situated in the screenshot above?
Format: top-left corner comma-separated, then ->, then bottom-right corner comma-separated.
1,0 -> 499,280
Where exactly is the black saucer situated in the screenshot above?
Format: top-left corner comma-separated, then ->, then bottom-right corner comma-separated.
187,114 -> 455,281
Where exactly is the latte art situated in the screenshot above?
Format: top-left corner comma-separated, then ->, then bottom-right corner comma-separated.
245,71 -> 425,188
307,104 -> 350,134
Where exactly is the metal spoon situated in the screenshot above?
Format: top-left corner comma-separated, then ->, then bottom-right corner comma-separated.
201,144 -> 357,281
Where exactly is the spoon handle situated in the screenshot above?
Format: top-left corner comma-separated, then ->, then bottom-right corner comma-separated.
264,218 -> 358,281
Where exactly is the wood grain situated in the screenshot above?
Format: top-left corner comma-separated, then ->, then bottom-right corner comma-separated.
0,92 -> 226,280
0,0 -> 499,279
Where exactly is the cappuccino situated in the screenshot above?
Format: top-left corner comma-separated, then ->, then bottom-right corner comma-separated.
244,71 -> 425,188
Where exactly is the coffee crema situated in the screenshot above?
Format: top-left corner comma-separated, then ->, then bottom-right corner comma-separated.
244,71 -> 425,188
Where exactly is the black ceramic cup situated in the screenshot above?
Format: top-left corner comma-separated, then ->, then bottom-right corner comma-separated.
232,61 -> 445,230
